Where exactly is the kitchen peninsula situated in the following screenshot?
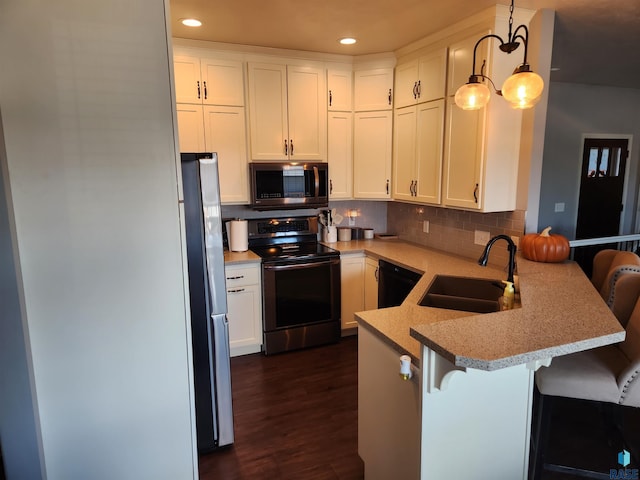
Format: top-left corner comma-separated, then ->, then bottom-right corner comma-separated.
331,239 -> 625,480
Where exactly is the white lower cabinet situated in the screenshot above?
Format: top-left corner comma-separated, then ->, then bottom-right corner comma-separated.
364,256 -> 379,310
225,263 -> 263,357
358,325 -> 420,480
340,253 -> 365,332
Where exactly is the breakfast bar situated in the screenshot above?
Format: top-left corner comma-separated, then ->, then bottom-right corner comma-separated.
336,239 -> 626,480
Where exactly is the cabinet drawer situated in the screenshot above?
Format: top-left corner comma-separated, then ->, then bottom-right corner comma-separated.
225,265 -> 260,287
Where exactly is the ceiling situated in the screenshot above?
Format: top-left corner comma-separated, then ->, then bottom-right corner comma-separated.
169,0 -> 640,90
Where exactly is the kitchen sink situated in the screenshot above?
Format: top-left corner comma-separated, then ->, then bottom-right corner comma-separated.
419,274 -> 505,313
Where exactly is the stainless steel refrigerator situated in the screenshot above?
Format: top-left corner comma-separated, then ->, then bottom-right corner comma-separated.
181,152 -> 234,453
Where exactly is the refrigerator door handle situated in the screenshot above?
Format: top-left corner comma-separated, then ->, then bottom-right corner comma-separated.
211,313 -> 234,446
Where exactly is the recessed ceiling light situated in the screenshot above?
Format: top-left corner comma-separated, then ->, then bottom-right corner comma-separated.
339,37 -> 357,45
181,18 -> 202,27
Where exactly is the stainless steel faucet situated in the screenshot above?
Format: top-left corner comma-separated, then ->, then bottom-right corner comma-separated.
478,235 -> 517,284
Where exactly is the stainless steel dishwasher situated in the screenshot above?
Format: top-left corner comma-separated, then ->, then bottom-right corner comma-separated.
377,259 -> 422,308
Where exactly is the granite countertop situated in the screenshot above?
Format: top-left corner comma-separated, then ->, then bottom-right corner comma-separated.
327,238 -> 626,371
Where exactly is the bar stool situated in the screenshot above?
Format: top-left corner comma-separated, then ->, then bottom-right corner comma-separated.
531,269 -> 640,479
592,249 -> 640,304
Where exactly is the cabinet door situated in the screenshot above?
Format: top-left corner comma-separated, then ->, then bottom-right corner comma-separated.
174,55 -> 202,104
328,111 -> 353,199
354,68 -> 394,111
364,257 -> 379,311
340,254 -> 365,330
392,106 -> 417,202
247,62 -> 289,160
353,111 -> 392,199
394,61 -> 420,109
287,65 -> 327,161
414,99 -> 444,204
327,68 -> 353,111
201,58 -> 245,106
447,30 -> 490,96
226,282 -> 263,357
442,97 -> 485,209
176,104 -> 205,152
203,106 -> 249,204
417,48 -> 447,103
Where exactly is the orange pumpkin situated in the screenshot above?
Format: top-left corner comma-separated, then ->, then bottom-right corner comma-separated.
521,226 -> 570,263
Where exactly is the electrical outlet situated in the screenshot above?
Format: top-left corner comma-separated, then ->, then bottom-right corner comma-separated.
348,216 -> 355,226
474,230 -> 491,246
423,220 -> 429,233
554,202 -> 565,213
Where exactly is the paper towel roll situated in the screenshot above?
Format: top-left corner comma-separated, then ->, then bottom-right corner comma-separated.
228,220 -> 248,252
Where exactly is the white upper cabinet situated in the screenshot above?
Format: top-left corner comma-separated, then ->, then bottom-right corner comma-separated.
173,50 -> 250,204
247,62 -> 327,161
328,111 -> 353,199
327,68 -> 353,112
394,48 -> 447,109
203,106 -> 249,204
174,55 -> 244,106
353,68 -> 394,111
443,22 -> 524,212
176,104 -> 206,152
393,100 -> 444,205
353,110 -> 392,199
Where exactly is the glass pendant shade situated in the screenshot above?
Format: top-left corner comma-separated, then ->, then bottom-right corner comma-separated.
454,82 -> 491,110
501,69 -> 544,109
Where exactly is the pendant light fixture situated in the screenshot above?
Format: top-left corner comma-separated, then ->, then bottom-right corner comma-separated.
454,0 -> 544,110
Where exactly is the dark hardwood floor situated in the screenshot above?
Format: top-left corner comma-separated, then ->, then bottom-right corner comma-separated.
199,335 -> 640,480
199,336 -> 363,480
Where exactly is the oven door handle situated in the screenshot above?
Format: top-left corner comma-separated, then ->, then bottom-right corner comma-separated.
264,257 -> 340,271
313,165 -> 319,198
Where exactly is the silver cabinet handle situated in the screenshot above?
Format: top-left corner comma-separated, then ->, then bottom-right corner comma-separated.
375,267 -> 379,282
226,275 -> 244,280
227,288 -> 245,294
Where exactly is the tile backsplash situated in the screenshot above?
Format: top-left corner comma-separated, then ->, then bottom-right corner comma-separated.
221,199 -> 525,269
386,202 -> 526,268
221,200 -> 388,234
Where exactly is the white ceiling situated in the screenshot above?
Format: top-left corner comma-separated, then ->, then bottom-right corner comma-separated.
169,0 -> 640,90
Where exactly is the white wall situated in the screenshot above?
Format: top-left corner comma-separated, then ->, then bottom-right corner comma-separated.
537,82 -> 640,238
0,1 -> 196,479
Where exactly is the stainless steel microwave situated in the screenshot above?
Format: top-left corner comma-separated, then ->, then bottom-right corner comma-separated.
249,162 -> 329,210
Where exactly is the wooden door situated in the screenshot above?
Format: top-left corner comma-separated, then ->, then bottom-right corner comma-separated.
576,138 -> 629,239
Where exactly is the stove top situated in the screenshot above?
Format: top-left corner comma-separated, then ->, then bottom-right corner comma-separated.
250,241 -> 339,262
246,216 -> 339,263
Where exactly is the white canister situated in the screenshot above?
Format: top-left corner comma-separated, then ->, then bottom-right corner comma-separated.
324,226 -> 338,243
338,227 -> 352,242
363,229 -> 374,239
